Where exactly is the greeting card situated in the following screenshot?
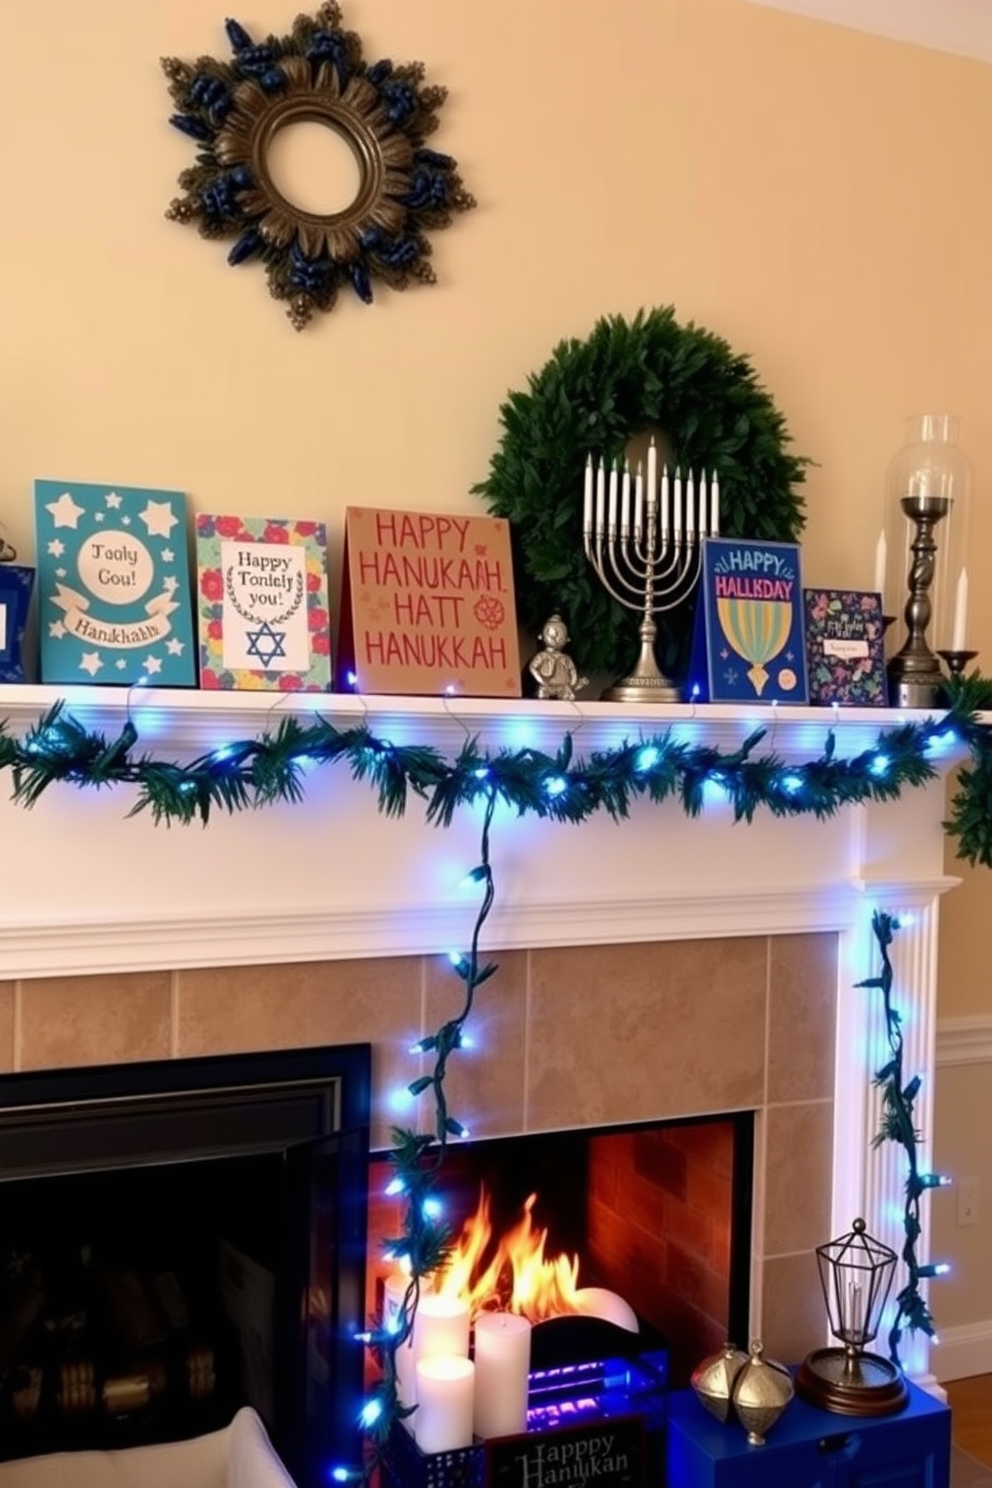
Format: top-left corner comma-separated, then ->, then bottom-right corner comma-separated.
804,589 -> 888,706
689,538 -> 808,704
337,507 -> 521,696
195,515 -> 331,691
34,480 -> 197,687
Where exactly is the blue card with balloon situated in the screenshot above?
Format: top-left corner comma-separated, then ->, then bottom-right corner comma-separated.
688,538 -> 809,704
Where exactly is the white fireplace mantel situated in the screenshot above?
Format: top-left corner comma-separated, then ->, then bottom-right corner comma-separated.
0,684 -> 964,981
0,682 -> 972,1385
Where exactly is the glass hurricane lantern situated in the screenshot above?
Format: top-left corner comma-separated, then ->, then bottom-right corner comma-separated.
883,414 -> 972,708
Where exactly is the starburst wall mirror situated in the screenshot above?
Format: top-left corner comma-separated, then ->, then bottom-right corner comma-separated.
163,2 -> 475,330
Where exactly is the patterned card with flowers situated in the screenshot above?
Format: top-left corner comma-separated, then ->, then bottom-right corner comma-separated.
195,514 -> 331,691
803,588 -> 888,706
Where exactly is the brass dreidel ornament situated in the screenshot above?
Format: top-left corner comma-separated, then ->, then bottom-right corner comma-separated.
797,1218 -> 908,1417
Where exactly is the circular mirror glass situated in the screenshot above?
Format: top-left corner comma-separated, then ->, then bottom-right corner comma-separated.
265,118 -> 364,216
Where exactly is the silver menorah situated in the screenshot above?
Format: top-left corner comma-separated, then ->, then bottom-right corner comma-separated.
583,441 -> 720,702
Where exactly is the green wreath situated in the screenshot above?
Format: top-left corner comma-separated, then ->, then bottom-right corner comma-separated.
474,307 -> 810,679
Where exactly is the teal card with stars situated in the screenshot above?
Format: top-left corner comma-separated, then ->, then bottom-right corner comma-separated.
34,480 -> 197,687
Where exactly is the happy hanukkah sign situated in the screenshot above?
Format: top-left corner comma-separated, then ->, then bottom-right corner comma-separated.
689,538 -> 809,703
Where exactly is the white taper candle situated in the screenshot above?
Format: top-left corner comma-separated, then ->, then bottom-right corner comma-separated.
583,456 -> 593,533
620,463 -> 631,535
595,460 -> 605,537
951,567 -> 969,652
608,462 -> 619,533
646,438 -> 658,513
874,530 -> 887,598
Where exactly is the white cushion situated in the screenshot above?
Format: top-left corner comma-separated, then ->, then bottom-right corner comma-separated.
0,1408 -> 296,1488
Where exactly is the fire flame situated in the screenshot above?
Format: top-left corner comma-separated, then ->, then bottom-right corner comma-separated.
433,1186 -> 582,1323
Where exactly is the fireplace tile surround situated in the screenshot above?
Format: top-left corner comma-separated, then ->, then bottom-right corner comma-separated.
0,930 -> 836,1366
0,688 -> 963,1387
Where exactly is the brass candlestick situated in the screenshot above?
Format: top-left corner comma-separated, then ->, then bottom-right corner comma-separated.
936,649 -> 978,681
886,495 -> 949,709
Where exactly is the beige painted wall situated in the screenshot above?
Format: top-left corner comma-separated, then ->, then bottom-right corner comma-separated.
933,1062 -> 992,1336
1,0 -> 991,1083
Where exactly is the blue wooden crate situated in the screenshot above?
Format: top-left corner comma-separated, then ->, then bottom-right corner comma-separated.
666,1377 -> 950,1488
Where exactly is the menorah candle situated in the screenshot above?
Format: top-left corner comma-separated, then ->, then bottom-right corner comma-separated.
620,464 -> 631,534
608,462 -> 619,533
661,466 -> 670,536
413,1293 -> 471,1363
415,1356 -> 475,1454
673,468 -> 683,539
583,457 -> 593,533
595,460 -> 606,535
634,465 -> 644,534
711,473 -> 721,536
472,1311 -> 532,1440
686,472 -> 696,537
646,437 -> 658,509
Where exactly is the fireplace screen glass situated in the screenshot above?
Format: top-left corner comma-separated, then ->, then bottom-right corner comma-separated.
0,1044 -> 371,1488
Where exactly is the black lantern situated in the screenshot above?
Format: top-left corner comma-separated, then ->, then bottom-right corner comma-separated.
796,1218 -> 908,1416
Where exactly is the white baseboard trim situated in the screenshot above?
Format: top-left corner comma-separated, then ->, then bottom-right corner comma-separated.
936,1015 -> 992,1067
932,1319 -> 992,1382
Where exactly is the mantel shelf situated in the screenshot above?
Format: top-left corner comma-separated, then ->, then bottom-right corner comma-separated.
0,683 -> 959,761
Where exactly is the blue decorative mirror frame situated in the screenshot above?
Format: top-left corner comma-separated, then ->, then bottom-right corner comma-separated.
163,2 -> 475,330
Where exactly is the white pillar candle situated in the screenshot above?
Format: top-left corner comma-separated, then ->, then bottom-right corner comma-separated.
583,457 -> 593,533
873,529 -> 887,598
413,1293 -> 471,1363
951,566 -> 969,652
472,1311 -> 532,1441
415,1356 -> 475,1454
383,1273 -> 420,1414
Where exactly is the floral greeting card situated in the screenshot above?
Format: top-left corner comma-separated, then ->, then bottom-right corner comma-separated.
804,589 -> 888,706
196,515 -> 331,691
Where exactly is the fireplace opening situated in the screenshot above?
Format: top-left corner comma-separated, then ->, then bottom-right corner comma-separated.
0,1045 -> 371,1488
368,1111 -> 753,1388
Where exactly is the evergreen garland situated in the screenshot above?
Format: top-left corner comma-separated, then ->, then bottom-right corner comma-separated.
473,308 -> 809,677
858,910 -> 948,1369
2,682 -> 992,865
